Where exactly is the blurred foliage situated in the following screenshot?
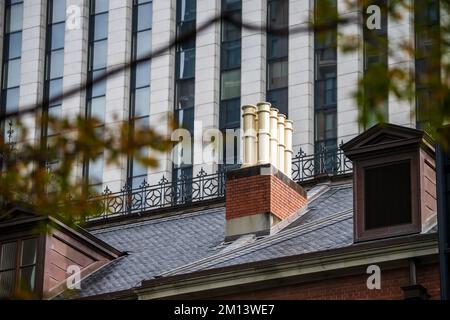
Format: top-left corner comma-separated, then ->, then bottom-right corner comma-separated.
337,0 -> 450,148
0,114 -> 171,225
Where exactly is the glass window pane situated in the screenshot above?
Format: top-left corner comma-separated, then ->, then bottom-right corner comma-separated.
5,87 -> 20,113
133,87 -> 150,118
91,70 -> 106,97
4,59 -> 21,89
134,116 -> 149,129
267,88 -> 288,116
48,78 -> 63,106
221,70 -> 241,100
315,111 -> 337,141
268,60 -> 288,90
89,96 -> 106,123
221,40 -> 241,70
7,33 -> 22,60
177,21 -> 196,49
47,105 -> 62,136
177,0 -> 196,22
0,242 -> 17,271
49,50 -> 64,79
19,266 -> 36,293
51,23 -> 65,50
175,79 -> 195,109
175,107 -> 194,132
176,49 -> 195,79
222,13 -> 241,42
268,0 -> 288,29
131,149 -> 148,182
93,0 -> 109,14
6,3 -> 23,33
0,270 -> 15,298
21,239 -> 37,266
93,13 -> 108,41
130,172 -> 147,189
136,30 -> 151,60
137,2 -> 152,31
91,40 -> 107,70
89,154 -> 104,184
51,0 -> 66,23
135,61 -> 151,88
268,34 -> 288,59
220,99 -> 240,129
222,0 -> 242,12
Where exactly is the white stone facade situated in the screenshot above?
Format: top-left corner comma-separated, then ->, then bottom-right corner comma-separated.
0,0 -> 425,191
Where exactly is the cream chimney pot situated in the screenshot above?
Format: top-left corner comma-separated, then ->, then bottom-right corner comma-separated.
277,115 -> 286,174
269,108 -> 279,168
256,102 -> 271,165
242,105 -> 257,167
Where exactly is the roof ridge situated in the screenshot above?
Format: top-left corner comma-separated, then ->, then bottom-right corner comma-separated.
91,206 -> 224,235
161,209 -> 353,276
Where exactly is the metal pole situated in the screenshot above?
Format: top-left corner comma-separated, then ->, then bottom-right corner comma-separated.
437,143 -> 450,300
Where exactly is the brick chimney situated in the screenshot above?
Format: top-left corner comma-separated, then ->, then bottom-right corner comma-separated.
225,103 -> 307,241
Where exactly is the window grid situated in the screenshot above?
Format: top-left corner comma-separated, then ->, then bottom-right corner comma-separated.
266,0 -> 288,116
43,0 -> 66,171
415,0 -> 441,129
0,238 -> 38,298
127,0 -> 153,189
1,0 -> 24,146
363,0 -> 388,127
314,0 -> 337,154
84,0 -> 109,193
173,0 -> 197,183
220,0 -> 241,168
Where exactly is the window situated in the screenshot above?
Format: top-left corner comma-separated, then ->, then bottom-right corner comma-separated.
220,0 -> 242,168
266,0 -> 288,116
0,238 -> 38,298
341,124 -> 431,242
85,0 -> 109,191
363,0 -> 388,127
314,0 -> 337,158
364,161 -> 412,230
267,60 -> 288,90
415,0 -> 441,129
221,69 -> 241,100
173,0 -> 196,183
177,0 -> 196,22
128,0 -> 153,189
1,0 -> 24,147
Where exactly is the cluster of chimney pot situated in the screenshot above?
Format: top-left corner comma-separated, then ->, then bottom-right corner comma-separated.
242,102 -> 293,179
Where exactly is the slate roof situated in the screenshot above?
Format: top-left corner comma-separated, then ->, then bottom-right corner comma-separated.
66,182 -> 355,298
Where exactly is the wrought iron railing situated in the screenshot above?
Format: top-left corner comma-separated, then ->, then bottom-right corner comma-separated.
87,145 -> 352,220
291,142 -> 353,183
87,168 -> 227,221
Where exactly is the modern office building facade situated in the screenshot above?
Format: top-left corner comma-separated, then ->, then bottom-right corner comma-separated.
0,0 -> 445,193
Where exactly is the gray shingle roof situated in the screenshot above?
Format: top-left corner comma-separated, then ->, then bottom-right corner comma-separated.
66,183 -> 356,298
73,207 -> 226,297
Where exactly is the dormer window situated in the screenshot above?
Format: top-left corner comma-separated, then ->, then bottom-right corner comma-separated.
342,124 -> 437,242
364,160 -> 412,230
0,238 -> 38,298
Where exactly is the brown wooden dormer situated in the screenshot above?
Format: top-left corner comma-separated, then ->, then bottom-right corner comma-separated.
0,208 -> 122,299
341,124 -> 436,242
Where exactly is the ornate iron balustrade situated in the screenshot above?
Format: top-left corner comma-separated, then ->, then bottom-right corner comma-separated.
87,168 -> 227,221
291,142 -> 353,183
88,146 -> 352,221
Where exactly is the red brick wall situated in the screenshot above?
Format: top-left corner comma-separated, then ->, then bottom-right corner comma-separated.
218,264 -> 440,300
226,174 -> 307,221
270,175 -> 307,220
